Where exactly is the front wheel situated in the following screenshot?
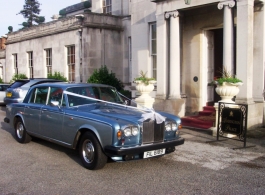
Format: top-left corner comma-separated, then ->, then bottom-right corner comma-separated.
79,132 -> 107,170
14,118 -> 31,143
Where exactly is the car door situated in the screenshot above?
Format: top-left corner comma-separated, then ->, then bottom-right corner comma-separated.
23,86 -> 48,135
39,87 -> 64,141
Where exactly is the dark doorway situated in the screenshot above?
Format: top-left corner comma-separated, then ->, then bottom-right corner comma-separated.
211,28 -> 236,103
213,28 -> 223,102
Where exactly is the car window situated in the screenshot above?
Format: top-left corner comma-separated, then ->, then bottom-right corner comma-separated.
2,85 -> 9,90
66,86 -> 100,99
67,94 -> 98,107
9,80 -> 29,88
29,87 -> 49,104
66,87 -> 100,107
98,87 -> 124,103
48,87 -> 63,106
66,86 -> 124,106
0,85 -> 7,91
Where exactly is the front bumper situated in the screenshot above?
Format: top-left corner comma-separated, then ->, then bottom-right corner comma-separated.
104,137 -> 185,156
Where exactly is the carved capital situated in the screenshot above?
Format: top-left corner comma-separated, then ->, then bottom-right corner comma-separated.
218,0 -> 236,9
165,10 -> 179,19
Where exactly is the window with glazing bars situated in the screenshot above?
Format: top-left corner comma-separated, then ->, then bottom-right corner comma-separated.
13,54 -> 18,75
28,51 -> 33,78
45,49 -> 52,76
150,23 -> 157,80
67,46 -> 75,82
103,0 -> 112,14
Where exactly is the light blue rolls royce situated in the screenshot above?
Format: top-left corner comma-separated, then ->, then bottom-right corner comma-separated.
4,83 -> 184,170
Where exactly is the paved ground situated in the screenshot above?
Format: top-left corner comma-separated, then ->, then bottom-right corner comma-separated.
1,105 -> 265,195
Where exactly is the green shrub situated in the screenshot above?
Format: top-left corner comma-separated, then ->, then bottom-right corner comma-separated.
87,65 -> 124,91
10,74 -> 28,83
0,77 -> 3,83
48,71 -> 68,82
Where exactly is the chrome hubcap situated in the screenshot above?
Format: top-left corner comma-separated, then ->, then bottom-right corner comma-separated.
82,139 -> 95,163
16,122 -> 24,139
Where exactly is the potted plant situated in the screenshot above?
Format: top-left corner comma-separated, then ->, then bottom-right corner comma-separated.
134,70 -> 156,85
212,67 -> 243,103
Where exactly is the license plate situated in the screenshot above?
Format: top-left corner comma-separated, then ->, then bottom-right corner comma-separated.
143,149 -> 165,158
6,92 -> 12,97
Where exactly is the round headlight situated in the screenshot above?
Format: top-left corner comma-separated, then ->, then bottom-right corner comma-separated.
172,123 -> 177,130
124,128 -> 132,137
165,123 -> 171,131
131,127 -> 139,136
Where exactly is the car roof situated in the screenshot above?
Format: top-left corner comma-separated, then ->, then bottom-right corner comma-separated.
32,82 -> 115,90
14,79 -> 63,87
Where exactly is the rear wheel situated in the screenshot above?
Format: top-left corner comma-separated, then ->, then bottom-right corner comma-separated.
15,118 -> 31,143
79,132 -> 107,170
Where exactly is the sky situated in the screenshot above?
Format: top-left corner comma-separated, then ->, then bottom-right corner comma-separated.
0,0 -> 80,36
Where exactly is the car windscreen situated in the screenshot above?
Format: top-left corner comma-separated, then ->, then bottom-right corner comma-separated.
9,81 -> 29,88
66,86 -> 124,107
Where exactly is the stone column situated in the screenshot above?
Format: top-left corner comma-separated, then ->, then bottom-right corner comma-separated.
155,13 -> 168,100
253,1 -> 265,102
165,10 -> 181,99
218,0 -> 235,75
236,0 -> 254,104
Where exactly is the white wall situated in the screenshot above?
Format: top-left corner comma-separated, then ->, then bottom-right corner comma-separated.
5,31 -> 79,82
91,0 -> 102,13
130,0 -> 156,81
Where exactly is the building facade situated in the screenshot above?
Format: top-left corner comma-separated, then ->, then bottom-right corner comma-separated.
3,0 -> 265,129
130,0 -> 265,129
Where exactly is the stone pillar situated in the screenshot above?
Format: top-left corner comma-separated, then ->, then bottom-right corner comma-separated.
253,1 -> 265,102
236,0 -> 254,104
218,0 -> 235,75
165,10 -> 181,99
155,13 -> 168,100
153,11 -> 186,117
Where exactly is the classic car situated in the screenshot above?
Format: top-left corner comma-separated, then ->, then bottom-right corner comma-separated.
4,83 -> 184,170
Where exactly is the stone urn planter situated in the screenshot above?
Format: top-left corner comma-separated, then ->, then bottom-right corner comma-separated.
215,82 -> 243,103
134,71 -> 156,108
135,80 -> 156,108
135,80 -> 156,99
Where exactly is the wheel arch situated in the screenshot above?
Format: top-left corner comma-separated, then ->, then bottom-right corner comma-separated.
13,114 -> 25,129
73,128 -> 103,150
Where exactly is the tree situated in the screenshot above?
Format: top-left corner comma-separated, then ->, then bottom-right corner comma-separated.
36,16 -> 45,24
17,0 -> 41,27
8,26 -> 13,33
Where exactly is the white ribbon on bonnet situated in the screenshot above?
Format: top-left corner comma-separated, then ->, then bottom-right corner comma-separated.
64,91 -> 166,124
136,109 -> 166,124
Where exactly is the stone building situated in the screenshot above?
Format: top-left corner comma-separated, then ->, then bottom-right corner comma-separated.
130,0 -> 265,129
3,0 -> 265,129
0,36 -> 7,80
5,0 -> 128,84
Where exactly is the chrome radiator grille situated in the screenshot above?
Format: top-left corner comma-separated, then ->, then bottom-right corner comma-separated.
142,120 -> 165,144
